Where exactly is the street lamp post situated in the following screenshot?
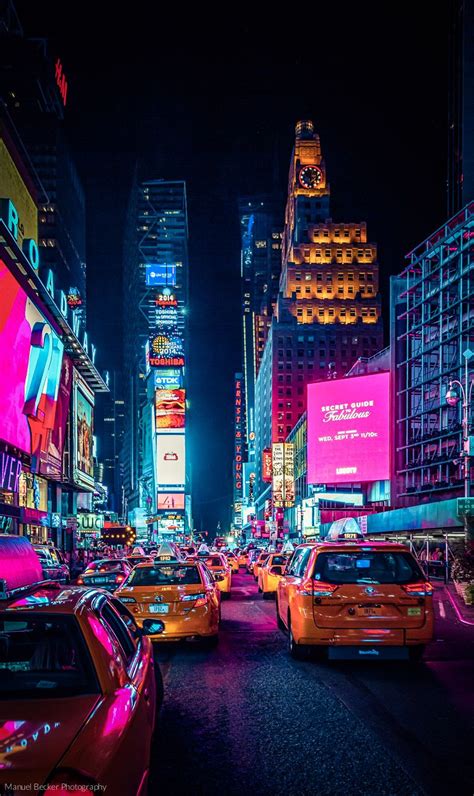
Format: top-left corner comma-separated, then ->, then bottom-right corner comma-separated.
446,349 -> 474,544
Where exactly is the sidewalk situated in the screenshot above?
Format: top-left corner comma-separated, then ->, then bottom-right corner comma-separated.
442,583 -> 474,626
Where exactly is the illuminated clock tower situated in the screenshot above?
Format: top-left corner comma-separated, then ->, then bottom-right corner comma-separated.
254,120 -> 384,458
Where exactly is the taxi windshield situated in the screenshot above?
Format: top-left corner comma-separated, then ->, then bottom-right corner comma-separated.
314,551 -> 424,585
127,565 -> 202,586
0,614 -> 99,699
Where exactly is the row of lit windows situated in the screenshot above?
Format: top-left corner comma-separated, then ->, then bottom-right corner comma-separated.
295,307 -> 378,319
293,285 -> 375,296
295,248 -> 374,260
309,226 -> 366,241
293,271 -> 374,281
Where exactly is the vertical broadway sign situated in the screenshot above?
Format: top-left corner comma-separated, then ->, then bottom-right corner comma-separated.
233,373 -> 244,527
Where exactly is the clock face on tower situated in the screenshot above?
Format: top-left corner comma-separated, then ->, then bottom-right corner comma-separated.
298,165 -> 322,189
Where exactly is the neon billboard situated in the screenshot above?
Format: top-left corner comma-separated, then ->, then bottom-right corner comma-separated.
156,434 -> 185,489
145,264 -> 176,286
155,389 -> 185,430
307,372 -> 390,485
0,260 -> 66,472
73,377 -> 94,489
148,332 -> 184,368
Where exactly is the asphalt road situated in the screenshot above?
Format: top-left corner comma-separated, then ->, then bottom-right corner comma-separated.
149,570 -> 474,796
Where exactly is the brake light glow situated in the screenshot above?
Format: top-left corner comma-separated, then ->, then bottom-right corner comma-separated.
402,582 -> 433,597
298,579 -> 315,596
115,574 -> 125,584
77,577 -> 84,585
313,581 -> 338,597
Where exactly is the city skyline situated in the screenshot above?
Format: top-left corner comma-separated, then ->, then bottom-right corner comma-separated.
13,0 -> 450,529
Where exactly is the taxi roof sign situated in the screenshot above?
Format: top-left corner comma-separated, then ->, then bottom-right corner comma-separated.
154,541 -> 184,562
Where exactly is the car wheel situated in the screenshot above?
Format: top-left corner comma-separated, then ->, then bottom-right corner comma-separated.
288,614 -> 305,660
262,591 -> 273,600
276,599 -> 285,631
409,645 -> 425,663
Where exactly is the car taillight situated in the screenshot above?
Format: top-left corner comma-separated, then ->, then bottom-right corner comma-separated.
311,581 -> 338,597
45,769 -> 98,795
297,579 -> 315,596
76,577 -> 84,585
115,574 -> 125,583
181,592 -> 207,606
402,582 -> 433,597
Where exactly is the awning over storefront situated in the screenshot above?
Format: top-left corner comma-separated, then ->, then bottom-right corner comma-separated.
320,498 -> 464,538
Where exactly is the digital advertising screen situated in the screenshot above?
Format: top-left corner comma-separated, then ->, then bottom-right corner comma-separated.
0,260 -> 65,465
74,382 -> 94,485
157,492 -> 185,510
155,389 -> 185,430
307,372 -> 390,485
156,433 -> 185,488
145,263 -> 176,286
148,331 -> 185,368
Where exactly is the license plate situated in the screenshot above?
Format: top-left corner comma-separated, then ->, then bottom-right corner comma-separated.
149,604 -> 169,614
407,607 -> 421,616
91,578 -> 107,585
360,608 -> 381,616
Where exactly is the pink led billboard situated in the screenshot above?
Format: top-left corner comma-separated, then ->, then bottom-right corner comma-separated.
0,260 -> 66,473
307,372 -> 390,485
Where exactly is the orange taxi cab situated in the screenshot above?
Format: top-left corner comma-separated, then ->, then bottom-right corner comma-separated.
0,535 -> 160,795
276,535 -> 434,661
202,553 -> 232,598
258,553 -> 288,598
253,550 -> 270,580
115,559 -> 221,645
225,551 -> 239,574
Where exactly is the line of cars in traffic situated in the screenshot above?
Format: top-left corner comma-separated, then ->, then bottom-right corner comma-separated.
245,534 -> 435,662
0,536 -> 241,793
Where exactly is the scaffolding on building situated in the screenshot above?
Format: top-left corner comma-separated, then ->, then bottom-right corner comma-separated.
395,202 -> 474,503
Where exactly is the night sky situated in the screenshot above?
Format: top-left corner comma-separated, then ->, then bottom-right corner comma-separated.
16,3 -> 448,531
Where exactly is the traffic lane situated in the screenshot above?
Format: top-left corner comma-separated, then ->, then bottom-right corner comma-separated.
256,578 -> 474,795
150,572 -> 423,796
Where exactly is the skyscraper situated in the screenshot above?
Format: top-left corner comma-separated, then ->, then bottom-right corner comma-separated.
254,121 -> 383,510
122,178 -> 189,537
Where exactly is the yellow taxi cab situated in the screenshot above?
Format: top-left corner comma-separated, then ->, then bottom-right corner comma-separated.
225,551 -> 239,574
276,534 -> 434,661
202,553 -> 232,598
237,551 -> 247,567
0,535 -> 160,795
115,558 -> 221,645
258,553 -> 288,599
253,550 -> 270,580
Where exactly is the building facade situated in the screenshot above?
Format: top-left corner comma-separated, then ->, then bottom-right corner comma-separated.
253,121 -> 384,524
121,178 -> 190,538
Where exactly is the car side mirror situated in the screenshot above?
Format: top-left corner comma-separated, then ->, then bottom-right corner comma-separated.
270,566 -> 284,576
142,619 -> 164,635
214,574 -> 225,582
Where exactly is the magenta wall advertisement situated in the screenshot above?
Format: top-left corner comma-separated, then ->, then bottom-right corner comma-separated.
0,260 -> 68,477
307,371 -> 390,485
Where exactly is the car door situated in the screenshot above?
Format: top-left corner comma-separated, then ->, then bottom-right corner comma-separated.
98,599 -> 156,792
278,549 -> 304,621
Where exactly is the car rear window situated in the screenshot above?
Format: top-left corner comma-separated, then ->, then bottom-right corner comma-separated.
313,551 -> 424,585
127,565 -> 202,586
86,561 -> 124,573
271,556 -> 286,566
206,557 -> 224,567
0,613 -> 99,699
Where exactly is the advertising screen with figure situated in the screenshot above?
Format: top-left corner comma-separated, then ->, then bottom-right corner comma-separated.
74,379 -> 94,488
0,260 -> 65,471
307,372 -> 390,485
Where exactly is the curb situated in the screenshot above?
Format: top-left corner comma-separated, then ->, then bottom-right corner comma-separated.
444,584 -> 474,627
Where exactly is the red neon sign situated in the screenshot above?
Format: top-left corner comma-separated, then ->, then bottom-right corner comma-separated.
54,59 -> 68,106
